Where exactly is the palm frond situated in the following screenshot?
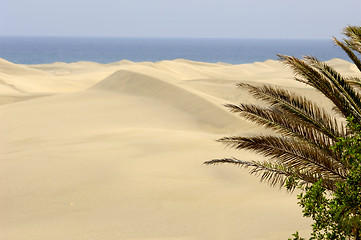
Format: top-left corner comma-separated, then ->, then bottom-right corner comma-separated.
217,136 -> 347,179
342,25 -> 361,54
277,54 -> 335,95
305,56 -> 361,121
204,158 -> 338,190
347,76 -> 361,90
278,55 -> 361,123
333,37 -> 361,72
237,83 -> 345,140
224,103 -> 337,153
204,158 -> 289,187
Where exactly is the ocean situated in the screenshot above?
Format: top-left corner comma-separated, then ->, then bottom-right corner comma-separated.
0,36 -> 349,65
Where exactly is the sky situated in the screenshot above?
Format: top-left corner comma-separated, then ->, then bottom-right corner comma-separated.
1,0 -> 360,39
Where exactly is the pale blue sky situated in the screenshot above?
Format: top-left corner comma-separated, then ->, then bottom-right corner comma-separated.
1,0 -> 360,39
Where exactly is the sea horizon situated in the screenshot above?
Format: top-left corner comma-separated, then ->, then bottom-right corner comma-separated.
0,36 -> 349,65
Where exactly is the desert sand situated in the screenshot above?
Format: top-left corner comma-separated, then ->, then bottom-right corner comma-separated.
0,57 -> 358,239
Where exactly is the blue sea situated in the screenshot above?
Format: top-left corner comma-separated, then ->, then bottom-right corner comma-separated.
0,36 -> 349,65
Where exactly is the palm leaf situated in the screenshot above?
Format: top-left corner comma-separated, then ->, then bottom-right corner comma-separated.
204,158 -> 290,188
333,37 -> 361,72
204,158 -> 338,190
342,25 -> 361,54
225,103 -> 337,153
217,136 -> 346,179
305,56 -> 361,121
237,83 -> 345,140
278,55 -> 361,123
347,76 -> 361,90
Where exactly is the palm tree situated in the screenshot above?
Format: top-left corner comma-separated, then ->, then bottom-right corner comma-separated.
205,25 -> 361,192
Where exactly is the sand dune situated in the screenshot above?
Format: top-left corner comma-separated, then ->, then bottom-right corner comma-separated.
0,58 -> 358,240
91,70 -> 252,133
0,58 -> 52,76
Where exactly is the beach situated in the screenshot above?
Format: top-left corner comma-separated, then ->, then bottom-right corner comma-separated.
1,58 -> 358,239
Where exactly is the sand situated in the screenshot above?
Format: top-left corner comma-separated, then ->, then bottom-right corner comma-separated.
1,57 -> 358,239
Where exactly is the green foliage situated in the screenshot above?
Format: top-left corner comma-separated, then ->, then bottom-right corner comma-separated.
288,231 -> 306,240
292,118 -> 361,240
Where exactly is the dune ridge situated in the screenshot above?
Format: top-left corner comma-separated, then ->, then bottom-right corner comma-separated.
91,70 -> 251,132
1,58 -> 359,240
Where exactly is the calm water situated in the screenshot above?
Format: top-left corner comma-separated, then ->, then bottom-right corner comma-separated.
0,36 -> 349,64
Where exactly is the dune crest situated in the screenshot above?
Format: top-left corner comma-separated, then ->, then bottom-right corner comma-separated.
0,58 -> 51,76
91,70 -> 252,133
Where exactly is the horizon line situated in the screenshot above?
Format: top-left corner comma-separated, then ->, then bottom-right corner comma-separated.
0,35 -> 332,41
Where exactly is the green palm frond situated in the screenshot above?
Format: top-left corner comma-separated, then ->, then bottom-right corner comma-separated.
217,136 -> 346,180
333,37 -> 361,72
204,158 -> 338,190
204,158 -> 290,187
278,55 -> 361,123
305,56 -> 361,120
277,55 -> 334,93
224,103 -> 337,153
237,83 -> 345,139
342,25 -> 361,54
347,76 -> 361,90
